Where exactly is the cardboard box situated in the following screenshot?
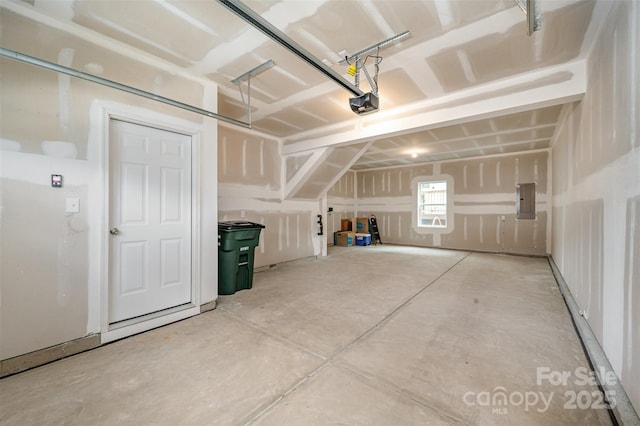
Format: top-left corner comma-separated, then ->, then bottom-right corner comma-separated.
340,218 -> 352,231
355,233 -> 371,246
334,231 -> 355,246
354,217 -> 369,233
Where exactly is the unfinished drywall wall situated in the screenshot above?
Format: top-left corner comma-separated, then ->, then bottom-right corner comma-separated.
355,151 -> 549,255
551,1 -> 639,414
326,171 -> 356,239
217,125 -> 320,267
1,10 -> 201,160
0,13 -> 219,361
1,178 -> 89,359
218,125 -> 280,188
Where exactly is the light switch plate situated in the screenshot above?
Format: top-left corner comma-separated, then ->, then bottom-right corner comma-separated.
66,197 -> 80,213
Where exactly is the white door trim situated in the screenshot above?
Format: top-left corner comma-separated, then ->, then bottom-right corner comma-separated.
94,102 -> 202,344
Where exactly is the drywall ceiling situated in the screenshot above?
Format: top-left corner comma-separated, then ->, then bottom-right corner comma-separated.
1,0 -> 599,169
353,104 -> 563,169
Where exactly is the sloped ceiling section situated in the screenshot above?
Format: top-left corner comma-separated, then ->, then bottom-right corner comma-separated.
285,142 -> 370,200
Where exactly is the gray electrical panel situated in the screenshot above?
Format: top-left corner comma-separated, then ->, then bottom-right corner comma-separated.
516,183 -> 536,219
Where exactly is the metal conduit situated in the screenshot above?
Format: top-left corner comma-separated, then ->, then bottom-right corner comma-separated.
217,0 -> 364,98
0,47 -> 251,129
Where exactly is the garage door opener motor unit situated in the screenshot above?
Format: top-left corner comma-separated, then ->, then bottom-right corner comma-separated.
341,31 -> 410,115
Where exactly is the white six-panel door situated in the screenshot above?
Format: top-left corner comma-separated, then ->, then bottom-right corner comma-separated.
109,119 -> 192,323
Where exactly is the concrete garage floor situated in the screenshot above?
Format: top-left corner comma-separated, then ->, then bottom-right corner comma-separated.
1,245 -> 612,425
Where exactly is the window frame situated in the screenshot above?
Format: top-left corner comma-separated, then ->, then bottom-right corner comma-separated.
411,175 -> 454,235
417,180 -> 448,228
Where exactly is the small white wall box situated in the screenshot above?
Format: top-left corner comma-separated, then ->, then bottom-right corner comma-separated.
66,198 -> 80,213
516,183 -> 536,219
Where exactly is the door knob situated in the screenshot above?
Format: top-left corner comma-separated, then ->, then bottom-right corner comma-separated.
110,227 -> 120,235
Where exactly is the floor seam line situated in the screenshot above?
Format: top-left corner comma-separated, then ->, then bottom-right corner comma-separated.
217,307 -> 327,361
238,250 -> 474,425
217,309 -> 335,425
242,362 -> 332,426
331,361 -> 469,425
326,251 -> 474,360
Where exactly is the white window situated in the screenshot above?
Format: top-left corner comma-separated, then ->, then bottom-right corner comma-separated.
417,180 -> 447,228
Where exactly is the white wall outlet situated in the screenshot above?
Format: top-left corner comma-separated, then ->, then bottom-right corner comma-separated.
66,197 -> 80,213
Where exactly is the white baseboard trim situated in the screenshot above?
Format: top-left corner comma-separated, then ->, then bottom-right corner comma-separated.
1,334 -> 100,378
101,306 -> 200,344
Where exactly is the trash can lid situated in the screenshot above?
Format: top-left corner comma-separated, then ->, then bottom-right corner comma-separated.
218,220 -> 265,230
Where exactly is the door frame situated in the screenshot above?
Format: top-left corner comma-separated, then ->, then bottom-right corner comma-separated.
97,103 -> 202,344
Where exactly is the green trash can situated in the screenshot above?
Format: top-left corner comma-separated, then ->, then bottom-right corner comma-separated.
218,221 -> 265,295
